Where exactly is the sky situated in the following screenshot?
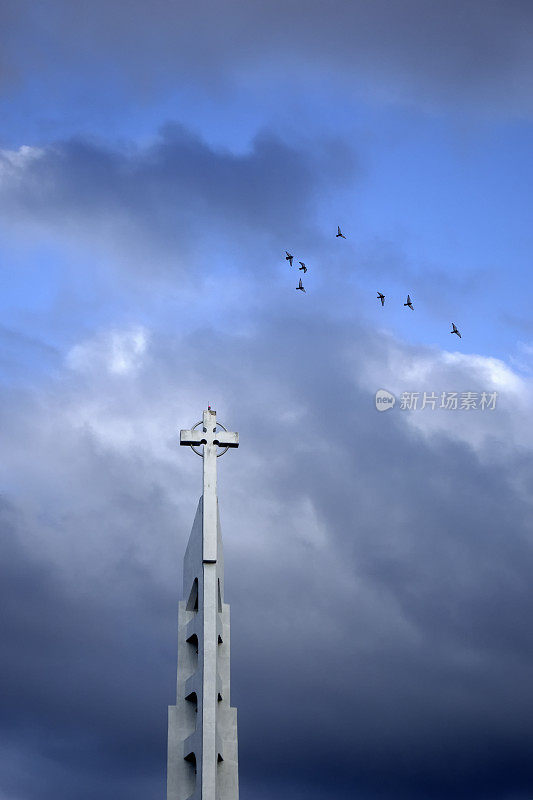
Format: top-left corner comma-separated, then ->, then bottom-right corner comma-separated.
1,2 -> 533,798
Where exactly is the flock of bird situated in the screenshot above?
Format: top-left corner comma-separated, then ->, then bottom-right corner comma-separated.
285,226 -> 462,339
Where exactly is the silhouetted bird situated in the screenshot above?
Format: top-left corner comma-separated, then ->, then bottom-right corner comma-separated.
377,292 -> 385,306
404,294 -> 414,310
336,226 -> 346,239
285,251 -> 294,266
298,262 -> 307,273
296,277 -> 306,293
451,322 -> 461,338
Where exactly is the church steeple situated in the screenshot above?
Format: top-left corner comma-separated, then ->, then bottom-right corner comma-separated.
167,410 -> 239,800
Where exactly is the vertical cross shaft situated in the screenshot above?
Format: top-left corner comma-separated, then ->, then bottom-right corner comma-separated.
180,409 -> 239,562
201,410 -> 219,564
172,409 -> 239,800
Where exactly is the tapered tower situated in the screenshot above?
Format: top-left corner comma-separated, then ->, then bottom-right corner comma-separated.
167,408 -> 239,800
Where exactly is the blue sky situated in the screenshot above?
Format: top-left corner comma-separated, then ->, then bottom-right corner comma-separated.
2,74 -> 532,362
1,2 -> 533,799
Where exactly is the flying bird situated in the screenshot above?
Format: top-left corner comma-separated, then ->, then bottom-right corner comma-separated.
285,251 -> 294,266
404,294 -> 414,310
336,226 -> 346,239
377,292 -> 385,306
298,262 -> 307,273
296,277 -> 306,293
451,322 -> 461,338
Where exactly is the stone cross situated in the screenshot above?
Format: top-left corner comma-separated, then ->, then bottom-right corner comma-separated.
180,409 -> 239,563
168,408 -> 240,800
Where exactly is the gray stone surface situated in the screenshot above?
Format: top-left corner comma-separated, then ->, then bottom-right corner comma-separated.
167,410 -> 239,800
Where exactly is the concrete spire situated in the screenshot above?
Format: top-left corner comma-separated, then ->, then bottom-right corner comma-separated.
167,409 -> 239,800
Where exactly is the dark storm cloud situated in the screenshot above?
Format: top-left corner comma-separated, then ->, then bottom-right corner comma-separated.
0,126 -> 355,281
0,444 -> 184,799
213,318 -> 533,798
3,0 -> 533,115
1,311 -> 533,799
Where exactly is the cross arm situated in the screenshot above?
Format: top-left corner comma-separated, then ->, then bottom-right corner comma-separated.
180,429 -> 203,446
180,429 -> 239,448
217,431 -> 239,448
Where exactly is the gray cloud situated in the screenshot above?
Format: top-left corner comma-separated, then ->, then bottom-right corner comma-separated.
0,127 -> 356,287
0,124 -> 482,335
3,0 -> 533,117
1,312 -> 533,799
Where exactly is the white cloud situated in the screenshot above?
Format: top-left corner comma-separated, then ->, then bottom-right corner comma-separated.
0,145 -> 42,176
509,341 -> 533,376
442,352 -> 524,393
66,326 -> 149,376
350,335 -> 533,456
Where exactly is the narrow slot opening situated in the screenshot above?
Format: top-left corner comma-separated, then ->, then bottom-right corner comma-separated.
185,691 -> 198,712
184,751 -> 197,774
186,578 -> 199,612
